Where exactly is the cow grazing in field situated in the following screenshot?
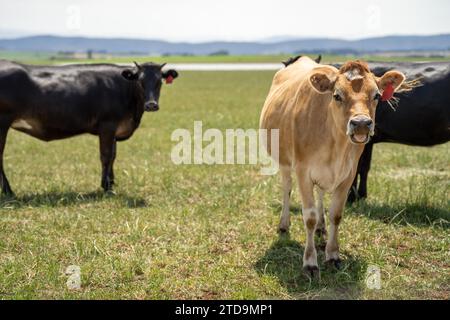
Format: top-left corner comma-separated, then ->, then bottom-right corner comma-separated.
0,60 -> 178,195
260,57 -> 405,276
348,62 -> 450,202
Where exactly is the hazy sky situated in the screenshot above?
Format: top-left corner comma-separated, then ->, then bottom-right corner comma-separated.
1,0 -> 449,41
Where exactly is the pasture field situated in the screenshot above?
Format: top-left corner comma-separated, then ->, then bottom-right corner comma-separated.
2,51 -> 450,65
0,70 -> 448,299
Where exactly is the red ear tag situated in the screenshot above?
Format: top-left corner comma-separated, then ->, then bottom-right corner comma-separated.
381,83 -> 394,101
165,75 -> 174,84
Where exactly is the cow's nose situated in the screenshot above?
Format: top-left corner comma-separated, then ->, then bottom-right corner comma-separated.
350,117 -> 373,128
145,101 -> 159,112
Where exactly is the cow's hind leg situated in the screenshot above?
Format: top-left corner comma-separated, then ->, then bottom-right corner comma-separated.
315,188 -> 327,241
348,142 -> 374,203
0,122 -> 13,196
357,142 -> 373,200
99,126 -> 116,192
279,165 -> 292,233
347,175 -> 358,204
296,165 -> 319,278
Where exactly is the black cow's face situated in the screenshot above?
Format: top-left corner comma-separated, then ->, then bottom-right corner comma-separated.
122,62 -> 178,112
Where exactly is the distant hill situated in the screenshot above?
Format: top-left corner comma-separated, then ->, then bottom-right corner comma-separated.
0,34 -> 449,55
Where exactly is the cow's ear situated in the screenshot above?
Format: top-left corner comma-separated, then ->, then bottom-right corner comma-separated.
162,69 -> 178,84
309,70 -> 336,93
122,69 -> 139,81
377,71 -> 406,92
162,69 -> 179,79
377,70 -> 405,101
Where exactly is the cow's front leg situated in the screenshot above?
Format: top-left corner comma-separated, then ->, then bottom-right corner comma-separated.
279,165 -> 292,233
326,178 -> 354,269
296,166 -> 319,278
0,121 -> 14,196
99,127 -> 116,192
108,140 -> 117,186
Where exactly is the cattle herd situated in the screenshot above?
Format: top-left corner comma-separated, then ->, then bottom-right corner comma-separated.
0,56 -> 448,277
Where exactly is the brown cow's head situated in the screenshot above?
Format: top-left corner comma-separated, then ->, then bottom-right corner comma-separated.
309,60 -> 405,144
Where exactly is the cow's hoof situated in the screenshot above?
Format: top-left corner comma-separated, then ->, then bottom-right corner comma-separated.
103,187 -> 115,195
303,265 -> 320,279
101,185 -> 114,193
325,258 -> 342,270
278,226 -> 289,234
101,178 -> 114,193
347,193 -> 367,204
1,190 -> 15,198
278,220 -> 290,234
347,194 -> 356,204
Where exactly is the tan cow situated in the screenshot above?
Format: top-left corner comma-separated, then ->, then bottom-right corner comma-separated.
260,57 -> 405,277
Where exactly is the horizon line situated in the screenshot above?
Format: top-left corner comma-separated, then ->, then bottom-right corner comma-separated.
1,32 -> 450,44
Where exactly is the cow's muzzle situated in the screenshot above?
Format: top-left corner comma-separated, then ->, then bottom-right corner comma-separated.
347,115 -> 374,144
144,101 -> 159,112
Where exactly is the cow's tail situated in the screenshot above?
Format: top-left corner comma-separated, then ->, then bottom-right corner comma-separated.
386,76 -> 423,110
397,77 -> 423,93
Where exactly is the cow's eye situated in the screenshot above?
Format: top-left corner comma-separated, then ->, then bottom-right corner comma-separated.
374,92 -> 382,101
333,93 -> 342,102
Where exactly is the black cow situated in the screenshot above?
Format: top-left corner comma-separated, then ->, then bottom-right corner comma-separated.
0,60 -> 178,195
348,61 -> 450,202
282,54 -> 322,67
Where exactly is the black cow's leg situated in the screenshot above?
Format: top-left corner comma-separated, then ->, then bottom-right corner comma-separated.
357,142 -> 374,200
99,127 -> 116,192
348,142 -> 375,203
0,124 -> 13,196
108,140 -> 117,186
347,175 -> 359,203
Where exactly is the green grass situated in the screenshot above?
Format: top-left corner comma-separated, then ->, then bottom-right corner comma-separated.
0,71 -> 449,299
2,51 -> 450,65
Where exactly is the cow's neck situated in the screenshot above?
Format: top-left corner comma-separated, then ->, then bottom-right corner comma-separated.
129,82 -> 145,125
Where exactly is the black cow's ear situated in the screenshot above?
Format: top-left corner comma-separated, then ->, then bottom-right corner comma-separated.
122,69 -> 139,81
162,69 -> 179,84
162,69 -> 179,79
